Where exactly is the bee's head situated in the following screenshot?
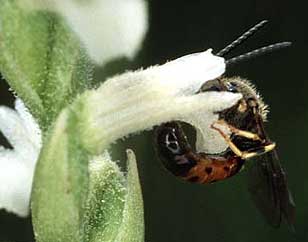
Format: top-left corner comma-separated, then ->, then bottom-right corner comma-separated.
200,77 -> 268,121
200,77 -> 268,135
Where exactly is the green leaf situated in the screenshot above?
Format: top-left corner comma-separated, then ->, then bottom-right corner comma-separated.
0,0 -> 92,131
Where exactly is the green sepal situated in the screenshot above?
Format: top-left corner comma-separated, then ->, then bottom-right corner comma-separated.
114,150 -> 144,242
82,153 -> 126,242
82,149 -> 144,242
31,108 -> 89,242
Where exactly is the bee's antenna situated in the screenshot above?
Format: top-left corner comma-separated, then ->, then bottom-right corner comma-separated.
216,20 -> 268,57
225,42 -> 292,66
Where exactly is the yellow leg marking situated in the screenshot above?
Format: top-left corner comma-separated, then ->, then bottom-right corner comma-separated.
241,143 -> 276,159
265,143 -> 276,151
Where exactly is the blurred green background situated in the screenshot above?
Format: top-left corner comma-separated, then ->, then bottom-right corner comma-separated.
0,0 -> 307,241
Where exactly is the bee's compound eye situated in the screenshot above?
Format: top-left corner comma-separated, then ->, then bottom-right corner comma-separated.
226,82 -> 238,93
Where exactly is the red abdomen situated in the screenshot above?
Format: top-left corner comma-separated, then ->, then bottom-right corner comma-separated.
183,152 -> 244,184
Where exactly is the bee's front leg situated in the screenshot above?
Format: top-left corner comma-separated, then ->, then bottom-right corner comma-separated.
211,120 -> 275,159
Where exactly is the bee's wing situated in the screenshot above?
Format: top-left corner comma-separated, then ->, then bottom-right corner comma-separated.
247,149 -> 295,230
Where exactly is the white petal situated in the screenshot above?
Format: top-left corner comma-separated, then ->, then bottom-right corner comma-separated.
15,98 -> 42,150
148,49 -> 225,96
82,85 -> 241,153
0,100 -> 41,217
103,49 -> 225,97
22,0 -> 148,65
60,0 -> 148,64
0,149 -> 32,217
0,102 -> 41,169
80,49 -> 242,154
0,105 -> 28,151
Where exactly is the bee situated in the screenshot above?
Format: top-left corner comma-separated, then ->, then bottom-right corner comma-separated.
155,78 -> 275,184
154,20 -> 295,229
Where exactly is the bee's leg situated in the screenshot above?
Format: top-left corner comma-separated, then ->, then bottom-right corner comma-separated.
211,122 -> 275,159
213,119 -> 262,141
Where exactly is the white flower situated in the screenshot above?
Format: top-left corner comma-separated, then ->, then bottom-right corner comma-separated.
0,99 -> 42,217
0,50 -> 240,218
21,0 -> 148,65
81,49 -> 242,154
